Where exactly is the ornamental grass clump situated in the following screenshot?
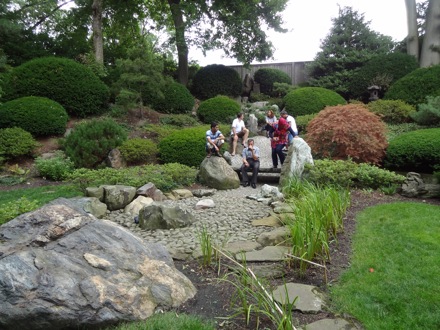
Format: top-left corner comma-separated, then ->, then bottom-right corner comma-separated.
306,103 -> 388,165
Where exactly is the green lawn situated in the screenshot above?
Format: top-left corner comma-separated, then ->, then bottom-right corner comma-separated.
331,202 -> 440,330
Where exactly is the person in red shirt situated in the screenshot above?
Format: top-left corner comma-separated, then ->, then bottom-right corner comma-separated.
271,117 -> 288,168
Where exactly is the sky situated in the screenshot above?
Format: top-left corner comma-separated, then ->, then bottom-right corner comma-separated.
189,0 -> 412,66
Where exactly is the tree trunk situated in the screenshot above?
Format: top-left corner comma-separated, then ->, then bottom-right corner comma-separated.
405,0 -> 419,61
420,0 -> 440,67
92,0 -> 104,65
168,0 -> 188,86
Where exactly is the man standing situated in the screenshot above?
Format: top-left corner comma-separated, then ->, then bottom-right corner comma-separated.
206,122 -> 225,157
241,138 -> 260,188
280,109 -> 298,144
231,113 -> 249,156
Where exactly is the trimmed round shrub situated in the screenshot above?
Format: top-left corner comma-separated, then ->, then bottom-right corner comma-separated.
158,125 -> 228,167
62,119 -> 127,169
384,128 -> 440,172
284,87 -> 346,116
367,99 -> 416,124
34,150 -> 75,181
2,57 -> 110,117
306,104 -> 388,164
349,52 -> 418,101
0,96 -> 68,136
191,64 -> 242,100
0,127 -> 37,158
152,81 -> 194,114
253,68 -> 291,97
197,96 -> 240,124
119,138 -> 158,165
384,64 -> 440,106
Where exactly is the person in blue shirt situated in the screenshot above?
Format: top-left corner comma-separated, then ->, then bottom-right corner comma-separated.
206,122 -> 225,157
241,138 -> 260,188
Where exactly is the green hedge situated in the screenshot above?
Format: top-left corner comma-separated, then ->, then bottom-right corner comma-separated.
197,96 -> 240,124
367,99 -> 416,124
254,68 -> 292,97
0,96 -> 68,136
0,127 -> 37,158
152,81 -> 194,114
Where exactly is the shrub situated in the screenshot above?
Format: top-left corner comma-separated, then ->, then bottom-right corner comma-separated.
152,81 -> 194,114
159,114 -> 200,127
367,99 -> 416,124
62,119 -> 127,169
273,82 -> 296,97
386,122 -> 425,142
284,87 -> 346,116
0,127 -> 37,159
384,128 -> 440,172
191,64 -> 242,100
0,96 -> 68,136
295,113 -> 318,135
197,96 -> 240,124
158,125 -> 228,167
143,124 -> 180,143
304,159 -> 406,190
306,104 -> 388,164
253,68 -> 291,97
34,151 -> 75,181
384,64 -> 440,106
0,197 -> 39,225
66,163 -> 197,193
411,95 -> 440,126
2,57 -> 109,117
119,138 -> 158,165
349,52 -> 418,101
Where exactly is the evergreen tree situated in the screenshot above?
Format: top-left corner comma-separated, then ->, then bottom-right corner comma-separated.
307,6 -> 395,100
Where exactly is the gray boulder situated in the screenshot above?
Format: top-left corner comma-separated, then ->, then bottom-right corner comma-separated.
103,185 -> 137,211
106,148 -> 126,169
199,156 -> 240,190
398,172 -> 440,198
280,137 -> 314,186
0,198 -> 196,330
138,203 -> 195,230
69,196 -> 108,218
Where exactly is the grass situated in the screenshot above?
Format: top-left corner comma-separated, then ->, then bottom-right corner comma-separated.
330,202 -> 440,330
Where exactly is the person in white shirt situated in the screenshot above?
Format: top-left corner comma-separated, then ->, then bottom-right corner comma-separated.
230,113 -> 249,156
264,109 -> 277,138
280,109 -> 298,144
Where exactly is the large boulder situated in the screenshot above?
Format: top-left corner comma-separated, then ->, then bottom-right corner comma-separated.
138,203 -> 195,230
102,185 -> 137,211
280,137 -> 314,186
398,172 -> 440,198
199,156 -> 240,190
0,198 -> 196,330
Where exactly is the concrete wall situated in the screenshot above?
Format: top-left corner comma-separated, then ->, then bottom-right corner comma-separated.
228,61 -> 311,86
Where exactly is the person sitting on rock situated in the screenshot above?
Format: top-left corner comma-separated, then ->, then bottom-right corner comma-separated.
206,122 -> 225,158
264,109 -> 277,138
231,113 -> 249,156
241,138 -> 260,189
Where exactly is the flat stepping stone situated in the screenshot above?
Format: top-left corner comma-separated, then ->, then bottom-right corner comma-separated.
224,240 -> 262,255
299,318 -> 355,330
272,282 -> 324,313
247,263 -> 286,279
236,246 -> 290,262
252,215 -> 282,227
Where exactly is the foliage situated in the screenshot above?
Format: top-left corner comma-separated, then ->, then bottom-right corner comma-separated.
384,128 -> 440,173
273,82 -> 296,97
384,64 -> 440,106
158,126 -> 217,167
303,159 -> 406,190
0,197 -> 39,226
62,119 -> 127,169
159,114 -> 200,127
152,81 -> 194,114
307,7 -> 394,99
0,96 -> 68,136
119,138 -> 158,165
348,52 -> 418,102
197,96 -> 240,124
34,151 -> 75,181
107,312 -> 215,330
253,68 -> 291,97
143,124 -> 180,143
386,122 -> 426,142
411,95 -> 440,126
367,99 -> 416,124
248,92 -> 270,103
2,57 -> 109,117
331,202 -> 440,330
295,113 -> 318,135
191,64 -> 242,100
0,127 -> 37,159
65,163 -> 197,193
197,225 -> 218,268
283,87 -> 346,116
306,104 -> 388,164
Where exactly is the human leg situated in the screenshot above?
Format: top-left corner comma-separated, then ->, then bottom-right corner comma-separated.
241,163 -> 250,186
231,135 -> 238,155
249,159 -> 259,185
271,148 -> 278,168
275,144 -> 286,165
242,128 -> 249,145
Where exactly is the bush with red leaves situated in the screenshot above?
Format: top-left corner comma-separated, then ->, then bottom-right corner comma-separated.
305,104 -> 388,164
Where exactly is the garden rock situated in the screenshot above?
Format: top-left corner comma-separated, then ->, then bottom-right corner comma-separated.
138,203 -> 195,230
192,189 -> 216,197
199,156 -> 240,190
280,137 -> 314,186
106,148 -> 126,169
85,186 -> 104,202
272,283 -> 324,313
124,196 -> 154,216
237,246 -> 291,262
136,182 -> 157,197
103,185 -> 137,211
171,189 -> 193,199
247,113 -> 258,134
256,226 -> 290,246
69,196 -> 107,219
195,199 -> 215,210
300,318 -> 356,330
399,172 -> 440,198
0,198 -> 196,330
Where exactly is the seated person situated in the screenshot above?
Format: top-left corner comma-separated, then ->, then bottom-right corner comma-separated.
280,109 -> 299,145
231,113 -> 249,156
206,122 -> 225,157
264,109 -> 277,138
241,138 -> 260,189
